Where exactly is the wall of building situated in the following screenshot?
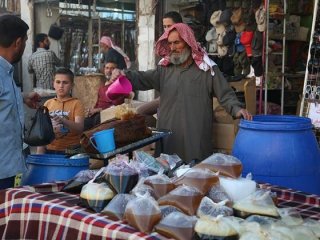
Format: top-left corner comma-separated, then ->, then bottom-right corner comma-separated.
21,0 -> 34,93
135,0 -> 156,102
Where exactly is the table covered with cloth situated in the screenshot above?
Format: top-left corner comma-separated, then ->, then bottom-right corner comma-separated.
0,182 -> 319,239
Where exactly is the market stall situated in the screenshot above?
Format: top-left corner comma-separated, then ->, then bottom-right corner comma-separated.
0,181 -> 319,239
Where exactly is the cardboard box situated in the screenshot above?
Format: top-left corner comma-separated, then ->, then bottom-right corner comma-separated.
100,107 -> 116,123
229,77 -> 256,115
212,120 -> 239,153
100,100 -> 145,123
213,77 -> 257,124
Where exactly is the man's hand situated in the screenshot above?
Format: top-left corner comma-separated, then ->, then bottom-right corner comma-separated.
86,108 -> 101,117
110,68 -> 125,82
236,108 -> 253,121
23,92 -> 41,109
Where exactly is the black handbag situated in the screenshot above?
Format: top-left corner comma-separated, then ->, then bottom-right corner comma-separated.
48,23 -> 64,40
24,106 -> 55,146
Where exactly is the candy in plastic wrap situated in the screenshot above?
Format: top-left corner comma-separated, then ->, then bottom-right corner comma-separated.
105,158 -> 139,193
155,212 -> 197,240
194,153 -> 242,178
233,189 -> 279,218
62,169 -> 98,193
124,194 -> 162,233
101,193 -> 136,220
80,182 -> 115,212
197,197 -> 233,219
174,168 -> 219,195
158,185 -> 203,216
144,174 -> 176,199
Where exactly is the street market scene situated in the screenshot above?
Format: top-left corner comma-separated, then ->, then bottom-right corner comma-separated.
0,0 -> 320,239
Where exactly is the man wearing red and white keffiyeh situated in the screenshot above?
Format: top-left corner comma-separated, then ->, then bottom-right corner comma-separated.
156,23 -> 217,76
111,23 -> 252,163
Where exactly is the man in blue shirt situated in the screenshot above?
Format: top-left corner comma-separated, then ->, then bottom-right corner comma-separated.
0,14 -> 40,189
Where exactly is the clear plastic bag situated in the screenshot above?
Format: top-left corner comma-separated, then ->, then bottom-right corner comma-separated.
154,212 -> 197,240
131,178 -> 156,199
207,183 -> 231,204
247,214 -> 277,224
270,221 -> 318,240
157,153 -> 183,171
174,168 -> 219,195
158,185 -> 203,216
62,169 -> 98,193
303,218 -> 320,238
101,193 -> 136,220
144,174 -> 176,199
233,189 -> 279,218
159,205 -> 182,218
134,151 -> 165,174
124,194 -> 162,233
197,197 -> 233,219
219,175 -> 256,202
79,182 -> 115,212
105,158 -> 139,193
194,216 -> 239,239
194,153 -> 243,178
278,207 -> 304,226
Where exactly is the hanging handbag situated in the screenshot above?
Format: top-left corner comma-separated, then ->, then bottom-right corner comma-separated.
24,106 -> 55,146
48,23 -> 64,40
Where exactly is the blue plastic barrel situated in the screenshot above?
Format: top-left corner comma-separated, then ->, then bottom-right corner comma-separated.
22,154 -> 89,185
232,115 -> 320,195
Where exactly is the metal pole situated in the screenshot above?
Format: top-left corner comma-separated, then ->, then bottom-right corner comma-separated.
280,0 -> 286,115
88,2 -> 93,68
300,0 -> 319,116
264,0 -> 269,114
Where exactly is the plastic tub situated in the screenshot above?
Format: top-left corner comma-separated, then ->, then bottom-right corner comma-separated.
22,154 -> 89,185
232,115 -> 320,194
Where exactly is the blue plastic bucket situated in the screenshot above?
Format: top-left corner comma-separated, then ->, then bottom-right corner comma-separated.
22,154 -> 89,185
232,115 -> 320,194
90,128 -> 115,154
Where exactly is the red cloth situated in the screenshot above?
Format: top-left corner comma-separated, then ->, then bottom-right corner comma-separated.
0,183 -> 168,239
0,182 -> 319,239
240,31 -> 254,57
155,23 -> 206,68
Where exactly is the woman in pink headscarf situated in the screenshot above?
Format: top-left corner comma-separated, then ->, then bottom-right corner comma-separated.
100,36 -> 131,69
111,23 -> 252,163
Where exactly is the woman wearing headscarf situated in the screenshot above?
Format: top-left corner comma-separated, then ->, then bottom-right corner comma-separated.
100,36 -> 130,70
111,23 -> 252,163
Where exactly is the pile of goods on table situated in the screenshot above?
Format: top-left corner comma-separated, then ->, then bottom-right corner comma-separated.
80,101 -> 152,154
62,153 -> 320,240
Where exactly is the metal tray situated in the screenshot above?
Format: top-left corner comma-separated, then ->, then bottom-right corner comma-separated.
89,128 -> 172,161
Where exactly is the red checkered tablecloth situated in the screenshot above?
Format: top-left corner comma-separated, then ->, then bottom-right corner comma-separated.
0,182 -> 168,240
0,182 -> 319,239
259,183 -> 320,220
